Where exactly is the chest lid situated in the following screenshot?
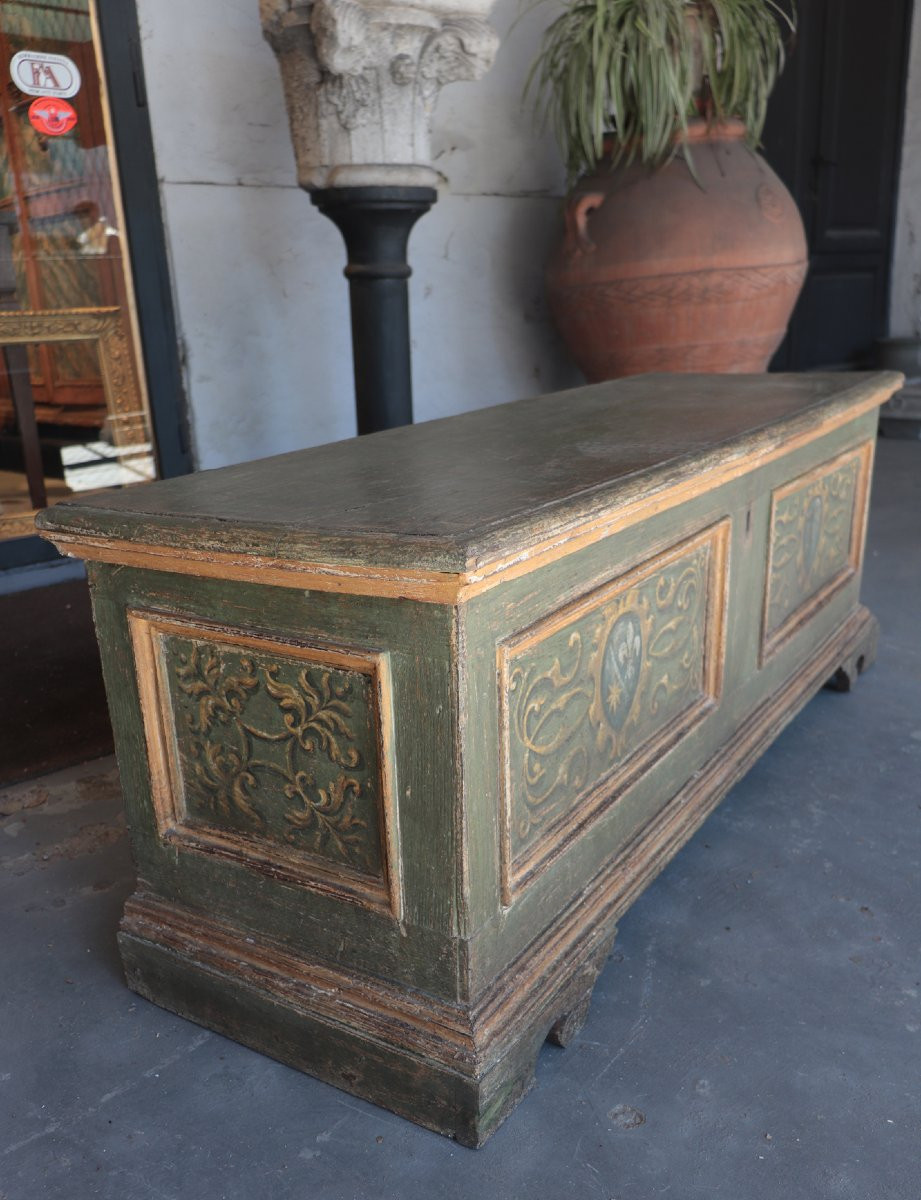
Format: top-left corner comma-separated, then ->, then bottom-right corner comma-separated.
36,372 -> 899,580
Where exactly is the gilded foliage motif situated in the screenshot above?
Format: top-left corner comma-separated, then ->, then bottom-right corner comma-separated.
766,454 -> 860,639
505,540 -> 714,862
165,636 -> 382,877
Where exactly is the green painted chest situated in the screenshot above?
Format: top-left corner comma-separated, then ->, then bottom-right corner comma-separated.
37,371 -> 900,1145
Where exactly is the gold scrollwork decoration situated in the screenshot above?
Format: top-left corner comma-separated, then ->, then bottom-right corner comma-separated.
283,770 -> 367,861
263,665 -> 361,767
766,451 -> 863,642
169,634 -> 381,877
175,644 -> 259,735
129,613 -> 401,916
505,540 -> 711,855
509,631 -> 593,837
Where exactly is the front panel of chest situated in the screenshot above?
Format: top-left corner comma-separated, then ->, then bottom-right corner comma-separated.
459,418 -> 876,987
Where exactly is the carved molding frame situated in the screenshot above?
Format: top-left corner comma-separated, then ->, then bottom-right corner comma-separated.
128,610 -> 403,920
760,440 -> 874,665
496,520 -> 731,906
0,307 -> 148,540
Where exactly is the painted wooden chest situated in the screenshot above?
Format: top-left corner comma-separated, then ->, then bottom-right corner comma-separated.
38,371 -> 900,1146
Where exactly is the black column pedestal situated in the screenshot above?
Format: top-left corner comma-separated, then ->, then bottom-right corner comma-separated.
311,186 -> 436,435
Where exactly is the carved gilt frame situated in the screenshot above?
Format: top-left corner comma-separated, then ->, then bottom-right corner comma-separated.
496,520 -> 731,906
760,440 -> 875,665
0,307 -> 150,540
128,610 -> 403,920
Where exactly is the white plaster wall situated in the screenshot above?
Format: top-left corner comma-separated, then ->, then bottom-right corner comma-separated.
890,0 -> 921,337
134,0 -> 580,470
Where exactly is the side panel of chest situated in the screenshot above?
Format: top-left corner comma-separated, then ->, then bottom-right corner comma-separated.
89,568 -> 462,996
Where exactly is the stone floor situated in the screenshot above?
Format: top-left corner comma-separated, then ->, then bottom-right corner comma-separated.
1,438 -> 919,1200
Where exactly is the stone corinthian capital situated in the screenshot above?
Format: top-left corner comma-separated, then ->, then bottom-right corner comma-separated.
260,0 -> 499,189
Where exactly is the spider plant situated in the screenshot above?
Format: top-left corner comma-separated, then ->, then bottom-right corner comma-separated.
527,0 -> 795,182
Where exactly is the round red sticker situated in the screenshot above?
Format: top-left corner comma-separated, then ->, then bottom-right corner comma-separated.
28,97 -> 78,137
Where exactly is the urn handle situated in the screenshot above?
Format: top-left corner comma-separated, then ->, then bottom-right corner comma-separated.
564,192 -> 605,256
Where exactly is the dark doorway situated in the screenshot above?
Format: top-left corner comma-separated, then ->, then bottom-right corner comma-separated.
762,0 -> 914,370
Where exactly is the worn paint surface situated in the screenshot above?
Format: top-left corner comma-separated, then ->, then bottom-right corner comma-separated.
37,372 -> 901,573
763,443 -> 871,654
36,373 -> 897,1144
500,524 -> 727,898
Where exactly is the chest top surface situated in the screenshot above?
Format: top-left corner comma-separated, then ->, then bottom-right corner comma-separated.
37,372 -> 900,574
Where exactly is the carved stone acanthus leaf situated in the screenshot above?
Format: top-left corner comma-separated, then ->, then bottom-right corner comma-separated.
417,17 -> 497,100
261,0 -> 499,189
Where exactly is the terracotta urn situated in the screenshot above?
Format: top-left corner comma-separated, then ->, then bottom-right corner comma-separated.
546,120 -> 808,381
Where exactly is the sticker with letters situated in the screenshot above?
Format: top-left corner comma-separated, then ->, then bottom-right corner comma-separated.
10,50 -> 82,99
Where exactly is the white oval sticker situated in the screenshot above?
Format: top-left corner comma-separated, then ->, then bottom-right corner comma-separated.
10,50 -> 82,100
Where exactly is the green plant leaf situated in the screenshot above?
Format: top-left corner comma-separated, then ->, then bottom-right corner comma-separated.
525,0 -> 796,183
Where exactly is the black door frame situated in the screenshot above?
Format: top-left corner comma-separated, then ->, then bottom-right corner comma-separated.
0,0 -> 191,572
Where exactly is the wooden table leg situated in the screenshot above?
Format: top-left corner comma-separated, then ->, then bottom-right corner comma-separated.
4,341 -> 46,511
